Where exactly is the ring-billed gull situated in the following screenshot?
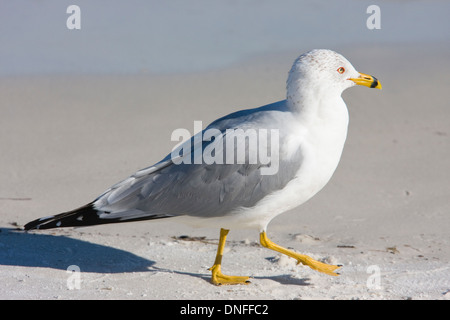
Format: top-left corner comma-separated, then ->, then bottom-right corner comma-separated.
24,49 -> 381,285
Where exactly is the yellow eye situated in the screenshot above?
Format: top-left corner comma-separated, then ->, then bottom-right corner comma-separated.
337,67 -> 345,74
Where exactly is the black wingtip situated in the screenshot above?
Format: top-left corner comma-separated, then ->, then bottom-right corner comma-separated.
23,203 -> 99,230
24,202 -> 175,231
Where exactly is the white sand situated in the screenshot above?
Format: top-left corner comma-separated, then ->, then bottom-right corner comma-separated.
1,44 -> 449,300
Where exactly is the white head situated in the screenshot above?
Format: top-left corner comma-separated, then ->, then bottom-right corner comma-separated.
286,49 -> 381,105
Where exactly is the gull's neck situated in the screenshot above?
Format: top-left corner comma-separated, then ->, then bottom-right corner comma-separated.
286,78 -> 344,122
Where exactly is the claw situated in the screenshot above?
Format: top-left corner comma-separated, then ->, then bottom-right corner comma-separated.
209,264 -> 251,285
260,231 -> 341,276
209,229 -> 251,285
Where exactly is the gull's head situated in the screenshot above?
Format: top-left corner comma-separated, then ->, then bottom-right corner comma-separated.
287,49 -> 381,102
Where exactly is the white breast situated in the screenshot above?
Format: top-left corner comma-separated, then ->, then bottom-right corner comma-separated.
208,99 -> 349,231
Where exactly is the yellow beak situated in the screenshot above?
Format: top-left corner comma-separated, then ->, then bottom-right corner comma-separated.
349,72 -> 382,89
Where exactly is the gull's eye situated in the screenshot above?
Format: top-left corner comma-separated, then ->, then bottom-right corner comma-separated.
337,67 -> 345,74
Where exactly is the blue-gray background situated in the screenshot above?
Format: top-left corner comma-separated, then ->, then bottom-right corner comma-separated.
1,0 -> 449,76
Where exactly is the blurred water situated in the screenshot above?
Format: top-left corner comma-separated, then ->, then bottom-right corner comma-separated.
0,0 -> 449,76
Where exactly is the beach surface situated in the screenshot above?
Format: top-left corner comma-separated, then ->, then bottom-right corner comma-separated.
1,43 -> 450,300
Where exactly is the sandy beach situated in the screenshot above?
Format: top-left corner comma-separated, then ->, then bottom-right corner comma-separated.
1,42 -> 449,300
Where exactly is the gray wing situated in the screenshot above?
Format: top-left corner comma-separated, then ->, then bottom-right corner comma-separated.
93,102 -> 302,221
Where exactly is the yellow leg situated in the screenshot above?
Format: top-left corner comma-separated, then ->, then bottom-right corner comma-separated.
209,228 -> 251,285
260,231 -> 340,276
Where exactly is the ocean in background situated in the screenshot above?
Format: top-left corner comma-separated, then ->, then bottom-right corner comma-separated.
1,0 -> 449,76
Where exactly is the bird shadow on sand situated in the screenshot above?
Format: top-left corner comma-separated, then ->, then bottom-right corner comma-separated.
252,274 -> 311,286
147,251 -> 311,285
149,265 -> 311,286
0,228 -> 311,286
0,228 -> 155,273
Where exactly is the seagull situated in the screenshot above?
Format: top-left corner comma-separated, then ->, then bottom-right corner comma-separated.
24,49 -> 381,285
